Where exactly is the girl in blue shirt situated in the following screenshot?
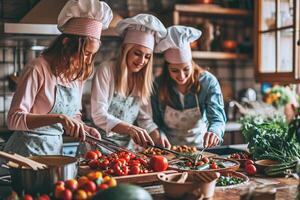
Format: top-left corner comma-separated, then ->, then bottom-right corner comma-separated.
151,26 -> 226,148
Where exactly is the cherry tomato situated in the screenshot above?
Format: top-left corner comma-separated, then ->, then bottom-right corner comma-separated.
85,151 -> 98,161
210,162 -> 218,169
61,189 -> 72,200
202,157 -> 210,163
88,159 -> 100,169
55,180 -> 65,187
186,161 -> 192,167
93,149 -> 102,158
129,165 -> 141,175
150,155 -> 168,172
37,194 -> 50,200
245,159 -> 254,166
107,178 -> 117,187
54,185 -> 65,199
22,194 -> 33,200
83,180 -> 97,193
196,161 -> 205,166
99,157 -> 110,169
78,176 -> 89,188
245,164 -> 257,176
75,189 -> 88,200
98,183 -> 109,191
65,179 -> 78,191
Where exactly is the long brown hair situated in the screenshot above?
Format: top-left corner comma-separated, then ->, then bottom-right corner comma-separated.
42,34 -> 97,81
159,60 -> 204,106
114,43 -> 154,104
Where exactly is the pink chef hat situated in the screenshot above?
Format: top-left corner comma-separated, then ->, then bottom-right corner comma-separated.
115,14 -> 167,50
155,25 -> 202,64
57,0 -> 113,40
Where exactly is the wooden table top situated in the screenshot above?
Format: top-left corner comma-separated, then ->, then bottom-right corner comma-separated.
146,175 -> 298,200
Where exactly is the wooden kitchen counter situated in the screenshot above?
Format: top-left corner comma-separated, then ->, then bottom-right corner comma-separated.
146,175 -> 298,200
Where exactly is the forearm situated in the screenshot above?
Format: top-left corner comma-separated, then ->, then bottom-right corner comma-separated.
26,113 -> 64,129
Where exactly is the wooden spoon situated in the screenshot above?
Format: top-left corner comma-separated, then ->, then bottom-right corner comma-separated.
0,151 -> 46,170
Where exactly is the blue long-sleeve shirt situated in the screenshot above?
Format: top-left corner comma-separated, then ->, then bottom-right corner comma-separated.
151,71 -> 226,143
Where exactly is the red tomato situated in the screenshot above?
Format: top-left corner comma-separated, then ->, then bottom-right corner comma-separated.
93,149 -> 102,158
210,162 -> 218,169
65,179 -> 78,191
55,180 -> 65,187
22,194 -> 33,200
113,163 -> 129,176
54,185 -> 65,199
75,190 -> 88,200
37,194 -> 50,200
88,159 -> 100,169
129,165 -> 141,175
85,151 -> 98,160
128,159 -> 141,167
61,189 -> 72,200
245,159 -> 254,166
150,155 -> 168,172
98,183 -> 109,191
99,157 -> 110,169
83,181 -> 97,193
202,157 -> 210,163
245,164 -> 257,176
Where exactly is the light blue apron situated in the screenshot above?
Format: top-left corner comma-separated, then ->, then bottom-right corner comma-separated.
76,92 -> 140,156
3,82 -> 81,156
106,92 -> 140,149
163,95 -> 207,147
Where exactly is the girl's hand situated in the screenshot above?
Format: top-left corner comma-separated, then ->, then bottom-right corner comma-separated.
59,115 -> 85,139
127,125 -> 154,147
150,130 -> 171,149
203,132 -> 219,148
84,126 -> 101,141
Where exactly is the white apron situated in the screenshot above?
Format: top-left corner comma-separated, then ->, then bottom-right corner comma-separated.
163,95 -> 207,147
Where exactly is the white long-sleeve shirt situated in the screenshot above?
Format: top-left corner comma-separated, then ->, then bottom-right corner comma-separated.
91,63 -> 157,134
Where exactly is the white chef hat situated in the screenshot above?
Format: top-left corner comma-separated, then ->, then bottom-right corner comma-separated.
115,14 -> 167,50
57,0 -> 113,40
155,25 -> 202,64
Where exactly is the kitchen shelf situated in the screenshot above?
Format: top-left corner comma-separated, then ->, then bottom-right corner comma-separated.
192,51 -> 250,60
174,4 -> 252,18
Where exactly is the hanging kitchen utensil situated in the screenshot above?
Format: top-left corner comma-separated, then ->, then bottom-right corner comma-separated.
0,151 -> 47,170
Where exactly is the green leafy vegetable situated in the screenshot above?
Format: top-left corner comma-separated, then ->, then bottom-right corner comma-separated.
240,115 -> 300,162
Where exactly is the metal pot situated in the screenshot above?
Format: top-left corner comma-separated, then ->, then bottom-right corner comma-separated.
8,155 -> 78,195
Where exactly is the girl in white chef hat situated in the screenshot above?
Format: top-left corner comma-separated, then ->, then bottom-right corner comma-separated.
91,14 -> 171,148
152,25 -> 226,148
4,0 -> 113,156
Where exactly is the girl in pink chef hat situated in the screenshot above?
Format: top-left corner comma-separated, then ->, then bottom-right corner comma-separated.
3,0 -> 113,156
91,14 -> 171,149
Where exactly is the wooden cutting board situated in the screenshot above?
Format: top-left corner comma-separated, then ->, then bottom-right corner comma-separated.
78,165 -> 177,186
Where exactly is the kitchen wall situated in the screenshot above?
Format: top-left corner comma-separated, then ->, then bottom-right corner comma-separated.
0,0 -> 258,129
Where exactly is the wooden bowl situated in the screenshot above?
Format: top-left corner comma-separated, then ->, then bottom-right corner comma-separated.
254,159 -> 280,174
157,172 -> 219,199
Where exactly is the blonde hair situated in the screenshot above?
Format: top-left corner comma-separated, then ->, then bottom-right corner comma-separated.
159,60 -> 204,106
114,43 -> 154,104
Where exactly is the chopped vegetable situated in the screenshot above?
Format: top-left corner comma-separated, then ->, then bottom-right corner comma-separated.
216,176 -> 244,186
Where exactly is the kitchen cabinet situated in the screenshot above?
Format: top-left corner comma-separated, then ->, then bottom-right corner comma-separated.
173,4 -> 253,60
255,0 -> 300,83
